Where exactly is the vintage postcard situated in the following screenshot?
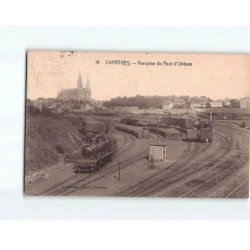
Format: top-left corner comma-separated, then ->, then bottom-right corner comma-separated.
25,51 -> 250,198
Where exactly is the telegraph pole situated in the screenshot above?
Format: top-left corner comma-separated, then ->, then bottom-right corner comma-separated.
156,115 -> 159,141
210,112 -> 213,122
114,161 -> 121,180
118,161 -> 121,180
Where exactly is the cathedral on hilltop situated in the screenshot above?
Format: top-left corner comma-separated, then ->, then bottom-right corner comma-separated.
57,72 -> 91,101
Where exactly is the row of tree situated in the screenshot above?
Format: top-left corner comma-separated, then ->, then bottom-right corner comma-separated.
26,105 -> 52,115
103,95 -> 242,109
103,95 -> 211,109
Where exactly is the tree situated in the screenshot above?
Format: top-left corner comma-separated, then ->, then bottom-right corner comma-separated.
229,99 -> 240,108
27,105 -> 40,115
206,102 -> 211,109
41,106 -> 51,115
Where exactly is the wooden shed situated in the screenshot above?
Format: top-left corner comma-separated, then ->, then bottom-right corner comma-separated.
149,142 -> 167,161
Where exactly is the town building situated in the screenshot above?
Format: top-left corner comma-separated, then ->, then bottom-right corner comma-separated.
196,100 -> 207,108
222,98 -> 231,107
209,101 -> 223,108
80,103 -> 92,112
57,72 -> 91,101
173,98 -> 186,109
162,100 -> 174,110
240,97 -> 250,108
112,106 -> 140,114
188,99 -> 198,109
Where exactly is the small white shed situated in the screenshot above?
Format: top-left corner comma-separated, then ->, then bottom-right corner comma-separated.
149,142 -> 167,161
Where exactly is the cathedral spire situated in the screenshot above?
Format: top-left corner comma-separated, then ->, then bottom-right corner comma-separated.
86,74 -> 90,89
77,71 -> 83,88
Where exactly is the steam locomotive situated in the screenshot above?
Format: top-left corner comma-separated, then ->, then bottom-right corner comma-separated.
74,133 -> 117,173
196,120 -> 213,143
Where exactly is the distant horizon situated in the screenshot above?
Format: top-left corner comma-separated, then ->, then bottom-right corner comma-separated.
29,94 -> 250,102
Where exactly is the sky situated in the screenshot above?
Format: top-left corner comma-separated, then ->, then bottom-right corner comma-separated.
27,51 -> 250,101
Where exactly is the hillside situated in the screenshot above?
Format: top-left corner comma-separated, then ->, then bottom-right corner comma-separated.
25,115 -> 84,174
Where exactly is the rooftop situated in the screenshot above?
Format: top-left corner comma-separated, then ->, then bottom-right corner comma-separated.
150,142 -> 167,147
173,98 -> 186,104
205,108 -> 250,114
163,100 -> 173,105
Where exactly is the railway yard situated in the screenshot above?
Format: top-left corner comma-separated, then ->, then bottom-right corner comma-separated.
25,115 -> 249,199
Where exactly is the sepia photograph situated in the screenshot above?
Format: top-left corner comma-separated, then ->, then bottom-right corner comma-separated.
2,3 -> 250,250
24,51 -> 250,198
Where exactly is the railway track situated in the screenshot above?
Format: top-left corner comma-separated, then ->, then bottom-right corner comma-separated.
50,131 -> 168,196
38,123 -> 249,198
196,162 -> 249,198
115,142 -> 201,197
39,128 -> 184,196
57,150 -> 148,196
226,178 -> 249,198
179,126 -> 249,198
180,155 -> 248,198
116,126 -> 235,197
133,128 -> 236,197
37,130 -> 136,196
38,130 -> 151,196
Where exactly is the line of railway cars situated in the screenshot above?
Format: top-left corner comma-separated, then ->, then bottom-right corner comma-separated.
115,124 -> 143,138
119,116 -> 213,143
161,116 -> 198,128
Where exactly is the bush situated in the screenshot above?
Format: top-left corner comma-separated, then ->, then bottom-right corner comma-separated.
55,144 -> 64,154
27,105 -> 40,115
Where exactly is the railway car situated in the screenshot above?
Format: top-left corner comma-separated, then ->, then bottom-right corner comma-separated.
74,133 -> 117,173
161,116 -> 198,128
241,120 -> 250,129
120,117 -> 139,125
148,127 -> 181,140
198,128 -> 213,143
148,123 -> 167,129
115,124 -> 142,138
185,129 -> 198,142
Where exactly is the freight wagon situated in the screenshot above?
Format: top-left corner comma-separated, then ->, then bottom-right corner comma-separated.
198,128 -> 213,143
161,116 -> 198,128
148,122 -> 186,134
184,129 -> 198,142
148,123 -> 167,129
241,120 -> 250,129
120,117 -> 139,125
115,124 -> 143,138
148,127 -> 181,140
